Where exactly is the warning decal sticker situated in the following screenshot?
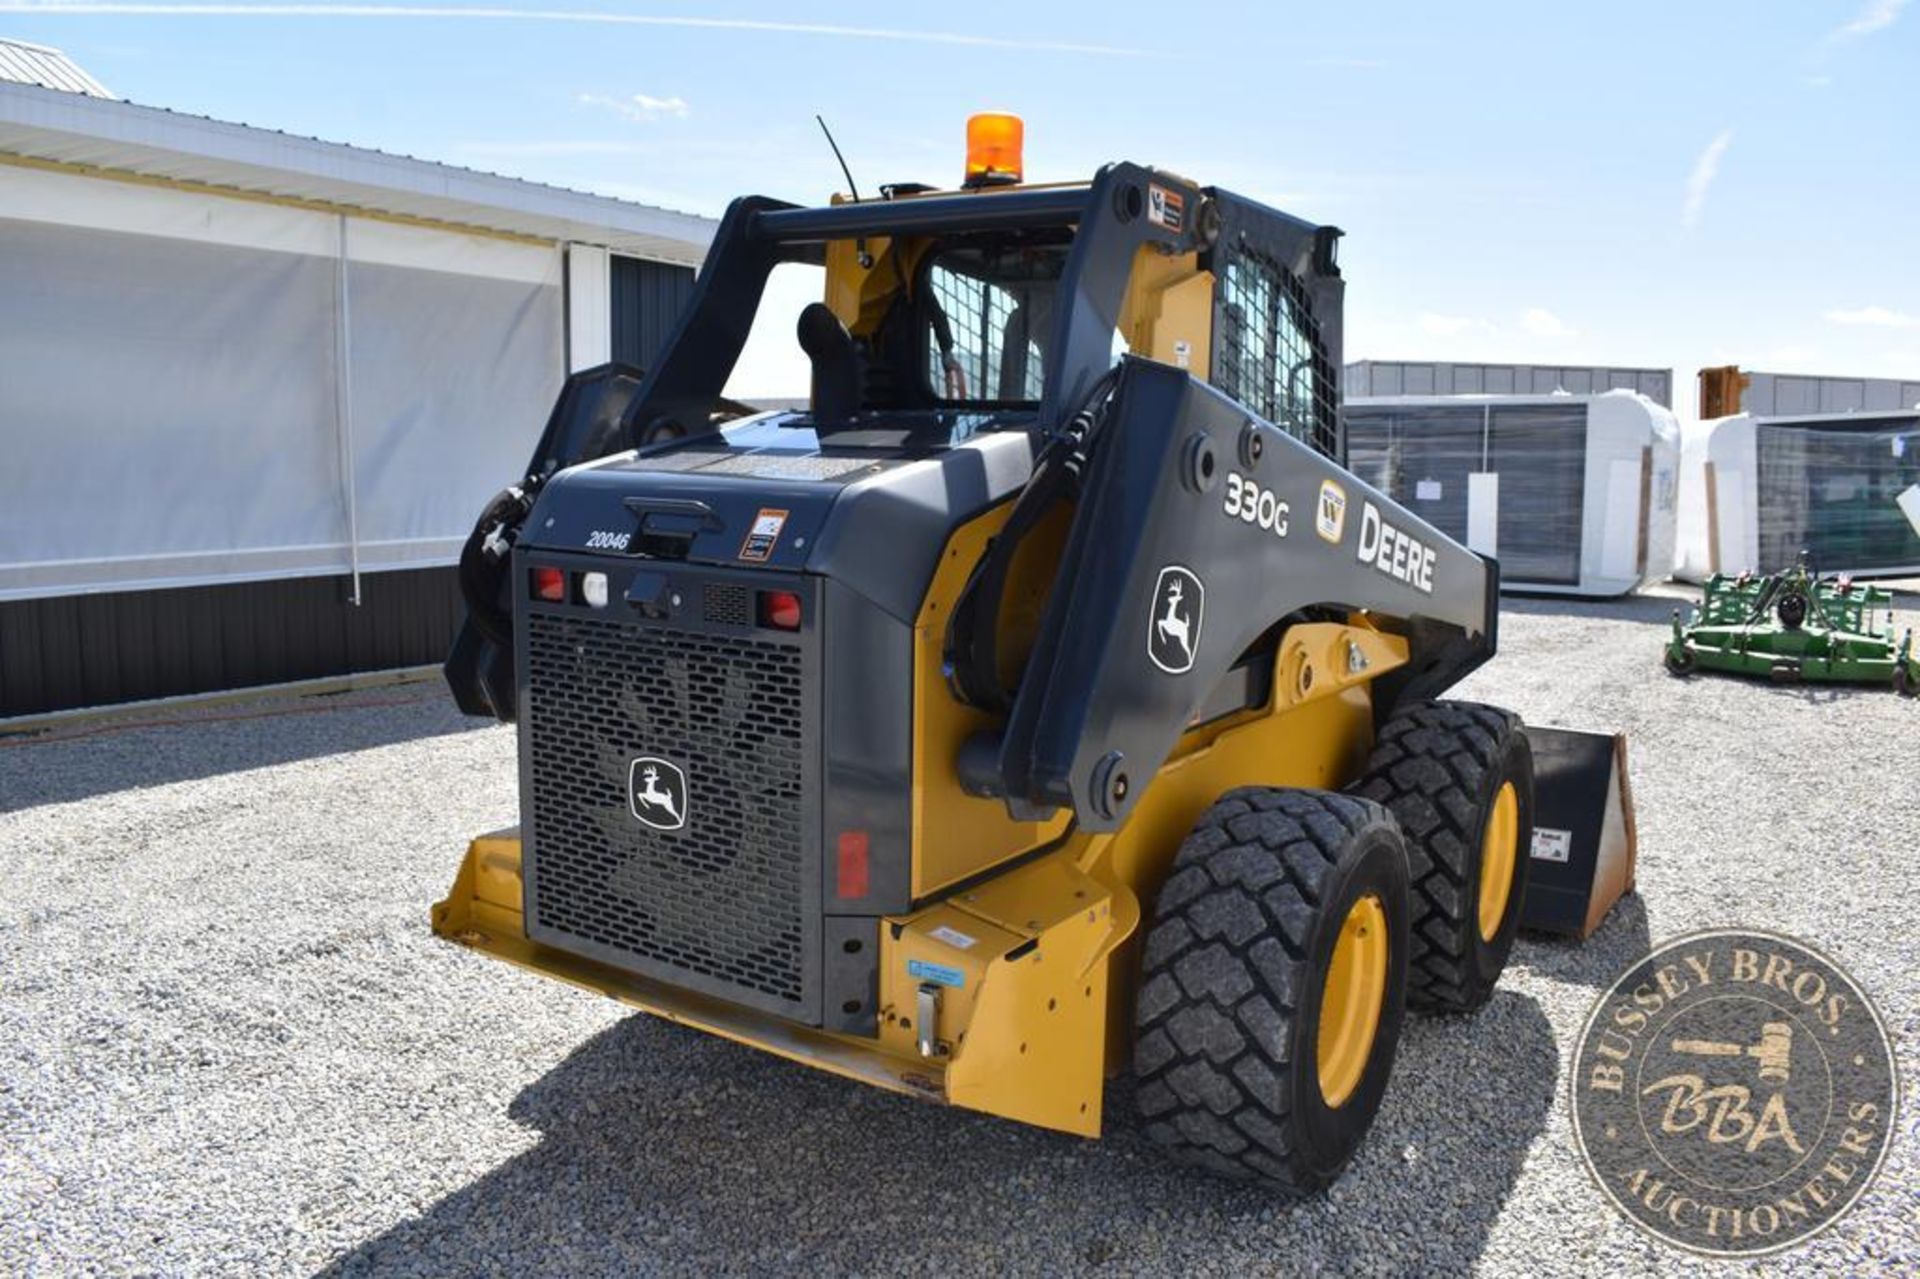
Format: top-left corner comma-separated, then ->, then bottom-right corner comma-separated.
1530,827 -> 1573,863
739,508 -> 789,562
1146,184 -> 1185,232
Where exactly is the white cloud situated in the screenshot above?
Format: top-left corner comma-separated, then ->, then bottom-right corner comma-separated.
1825,0 -> 1908,43
1417,313 -> 1493,337
0,3 -> 1148,54
1767,345 -> 1822,368
579,92 -> 689,122
1824,305 -> 1919,328
1521,308 -> 1576,338
1681,129 -> 1734,230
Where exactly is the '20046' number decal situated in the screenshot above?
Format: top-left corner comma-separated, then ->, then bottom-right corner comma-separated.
585,529 -> 631,551
1221,472 -> 1291,538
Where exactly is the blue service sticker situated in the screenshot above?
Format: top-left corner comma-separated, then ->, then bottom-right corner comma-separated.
907,958 -> 965,989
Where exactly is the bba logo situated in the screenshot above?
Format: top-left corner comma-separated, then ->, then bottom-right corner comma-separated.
1315,479 -> 1348,544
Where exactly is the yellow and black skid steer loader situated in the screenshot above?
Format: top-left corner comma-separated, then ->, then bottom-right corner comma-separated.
439,116 -> 1632,1191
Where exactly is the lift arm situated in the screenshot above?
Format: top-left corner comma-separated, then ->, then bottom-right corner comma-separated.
988,357 -> 1498,831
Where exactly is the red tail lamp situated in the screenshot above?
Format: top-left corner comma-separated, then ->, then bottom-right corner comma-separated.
530,566 -> 566,602
759,589 -> 803,631
836,830 -> 870,899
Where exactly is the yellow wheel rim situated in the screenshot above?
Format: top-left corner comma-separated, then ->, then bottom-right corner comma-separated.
1316,893 -> 1388,1109
1477,781 -> 1520,943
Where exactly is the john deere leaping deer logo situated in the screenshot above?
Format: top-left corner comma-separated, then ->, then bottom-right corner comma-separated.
1572,930 -> 1895,1257
628,756 -> 688,831
1147,565 -> 1204,675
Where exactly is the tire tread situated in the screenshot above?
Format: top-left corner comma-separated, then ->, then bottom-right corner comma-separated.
1351,700 -> 1520,1012
1134,788 -> 1393,1189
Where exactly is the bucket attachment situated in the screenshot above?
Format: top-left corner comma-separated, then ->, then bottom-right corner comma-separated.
1521,727 -> 1637,939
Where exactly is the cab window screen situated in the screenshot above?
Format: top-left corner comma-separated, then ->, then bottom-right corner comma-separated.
1214,250 -> 1337,457
921,242 -> 1066,403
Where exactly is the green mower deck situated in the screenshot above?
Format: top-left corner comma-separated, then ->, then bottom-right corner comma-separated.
1667,558 -> 1918,693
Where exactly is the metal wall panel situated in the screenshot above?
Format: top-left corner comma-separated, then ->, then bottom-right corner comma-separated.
1346,361 -> 1672,408
1739,371 -> 1920,417
0,567 -> 464,719
610,254 -> 697,371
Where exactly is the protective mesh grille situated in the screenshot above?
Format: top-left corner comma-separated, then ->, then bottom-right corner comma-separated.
1213,250 -> 1338,457
524,611 -> 811,1012
924,258 -> 1046,402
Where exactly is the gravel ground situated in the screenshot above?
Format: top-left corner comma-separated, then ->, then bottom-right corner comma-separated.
3,586 -> 1916,1277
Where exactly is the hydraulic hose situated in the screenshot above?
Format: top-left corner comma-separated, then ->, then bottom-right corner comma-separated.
944,366 -> 1123,711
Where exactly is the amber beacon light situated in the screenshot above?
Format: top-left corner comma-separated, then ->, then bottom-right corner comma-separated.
964,112 -> 1024,187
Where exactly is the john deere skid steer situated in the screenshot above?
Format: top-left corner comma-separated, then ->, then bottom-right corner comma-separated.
439,117 -> 1623,1191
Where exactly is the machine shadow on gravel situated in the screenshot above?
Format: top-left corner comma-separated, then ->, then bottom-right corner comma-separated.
1514,889 -> 1652,989
1752,681 -> 1897,706
320,992 -> 1557,1275
0,690 -> 489,811
1496,592 -> 1684,627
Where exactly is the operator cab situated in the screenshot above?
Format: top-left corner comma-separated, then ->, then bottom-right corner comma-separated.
614,114 -> 1341,467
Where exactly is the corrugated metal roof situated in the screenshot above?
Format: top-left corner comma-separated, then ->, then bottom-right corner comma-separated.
0,80 -> 714,263
0,37 -> 114,99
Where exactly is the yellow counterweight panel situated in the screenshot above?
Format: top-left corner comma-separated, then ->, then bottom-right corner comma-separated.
433,828 -> 1131,1135
432,832 -> 943,1102
875,854 -> 1138,1137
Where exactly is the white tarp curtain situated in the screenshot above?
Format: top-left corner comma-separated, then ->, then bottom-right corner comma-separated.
0,162 -> 563,601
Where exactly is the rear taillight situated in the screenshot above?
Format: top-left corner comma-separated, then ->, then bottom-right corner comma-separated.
836,830 -> 870,899
758,589 -> 803,631
531,566 -> 566,602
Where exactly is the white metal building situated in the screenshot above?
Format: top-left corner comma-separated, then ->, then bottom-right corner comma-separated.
1344,391 -> 1680,596
0,51 -> 715,716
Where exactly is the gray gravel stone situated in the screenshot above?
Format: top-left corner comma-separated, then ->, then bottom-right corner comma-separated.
2,585 -> 1915,1276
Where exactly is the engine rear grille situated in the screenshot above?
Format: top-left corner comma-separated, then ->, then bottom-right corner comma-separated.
522,608 -> 816,1017
702,582 -> 752,627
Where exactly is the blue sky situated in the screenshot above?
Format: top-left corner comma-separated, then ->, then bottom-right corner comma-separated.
5,1 -> 1915,412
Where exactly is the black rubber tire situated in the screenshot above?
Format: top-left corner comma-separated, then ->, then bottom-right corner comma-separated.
1350,701 -> 1533,1014
1664,647 -> 1696,677
1895,665 -> 1914,698
1133,788 -> 1410,1193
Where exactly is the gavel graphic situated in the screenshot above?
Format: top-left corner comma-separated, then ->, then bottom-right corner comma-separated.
1672,1022 -> 1794,1085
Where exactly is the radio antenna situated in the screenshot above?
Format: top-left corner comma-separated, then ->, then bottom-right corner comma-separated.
815,115 -> 863,203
